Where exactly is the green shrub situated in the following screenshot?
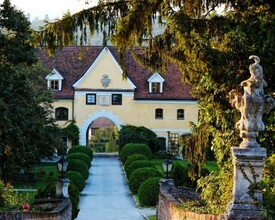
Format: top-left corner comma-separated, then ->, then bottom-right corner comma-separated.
65,171 -> 86,192
125,160 -> 155,178
68,145 -> 93,160
67,159 -> 89,180
128,167 -> 162,194
264,154 -> 275,179
69,183 -> 80,219
105,140 -> 119,152
40,182 -> 56,198
67,152 -> 91,168
263,154 -> 275,218
124,154 -> 149,171
138,177 -> 161,206
119,143 -> 152,164
0,181 -> 5,207
118,125 -> 162,153
170,162 -> 186,186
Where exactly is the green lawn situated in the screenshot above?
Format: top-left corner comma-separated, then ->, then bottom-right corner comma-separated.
11,162 -> 59,190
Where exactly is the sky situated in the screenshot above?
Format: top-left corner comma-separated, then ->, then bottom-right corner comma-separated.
1,0 -> 98,20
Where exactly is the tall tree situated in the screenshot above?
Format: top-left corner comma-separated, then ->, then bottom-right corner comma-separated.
0,0 -> 61,182
38,0 -> 275,213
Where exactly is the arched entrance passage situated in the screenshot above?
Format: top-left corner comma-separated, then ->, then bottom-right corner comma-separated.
79,110 -> 123,146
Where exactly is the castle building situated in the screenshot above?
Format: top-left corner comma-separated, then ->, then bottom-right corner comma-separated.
38,46 -> 198,150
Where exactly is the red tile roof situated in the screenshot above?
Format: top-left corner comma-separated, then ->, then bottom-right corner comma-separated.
37,46 -> 195,100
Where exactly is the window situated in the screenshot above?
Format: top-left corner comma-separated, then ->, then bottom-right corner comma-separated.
177,109 -> 185,120
155,108 -> 163,119
45,69 -> 64,91
55,107 -> 68,121
148,73 -> 165,93
50,80 -> 59,91
112,94 -> 122,105
86,94 -> 96,105
152,82 -> 160,93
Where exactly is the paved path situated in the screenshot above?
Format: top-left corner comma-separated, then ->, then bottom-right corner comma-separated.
76,154 -> 155,220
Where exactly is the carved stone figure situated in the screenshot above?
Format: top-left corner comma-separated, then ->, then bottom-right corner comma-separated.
227,56 -> 274,219
229,55 -> 275,148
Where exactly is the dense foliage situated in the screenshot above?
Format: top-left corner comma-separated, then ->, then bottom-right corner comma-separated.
68,145 -> 93,160
67,159 -> 89,180
128,167 -> 162,194
0,0 -> 61,182
138,177 -> 161,207
125,160 -> 155,178
262,154 -> 275,218
118,125 -> 161,153
37,0 -> 274,213
67,152 -> 91,168
62,120 -> 80,146
65,171 -> 86,192
124,154 -> 149,172
119,143 -> 152,164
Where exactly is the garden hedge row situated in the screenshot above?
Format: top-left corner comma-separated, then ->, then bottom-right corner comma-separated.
119,143 -> 152,164
124,154 -> 149,172
128,167 -> 162,194
125,160 -> 155,178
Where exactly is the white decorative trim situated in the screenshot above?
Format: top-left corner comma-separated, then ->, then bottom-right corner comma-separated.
134,100 -> 198,104
79,110 -> 123,145
152,129 -> 191,133
74,91 -> 134,97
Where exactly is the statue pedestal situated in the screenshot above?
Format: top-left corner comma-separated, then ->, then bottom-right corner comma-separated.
56,178 -> 70,198
227,147 -> 266,219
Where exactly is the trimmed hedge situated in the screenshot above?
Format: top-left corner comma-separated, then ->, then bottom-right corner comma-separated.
69,183 -> 81,219
124,154 -> 149,171
65,171 -> 86,192
68,145 -> 93,160
67,159 -> 89,180
128,167 -> 162,194
170,162 -> 190,186
67,152 -> 91,168
138,177 -> 161,206
119,143 -> 152,164
125,160 -> 155,178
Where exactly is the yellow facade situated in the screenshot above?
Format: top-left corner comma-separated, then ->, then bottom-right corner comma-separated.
46,47 -> 198,147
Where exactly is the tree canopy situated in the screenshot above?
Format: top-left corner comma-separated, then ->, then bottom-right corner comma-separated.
37,0 -> 275,213
0,0 -> 61,182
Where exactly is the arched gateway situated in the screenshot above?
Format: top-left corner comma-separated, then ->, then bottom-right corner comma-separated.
79,110 -> 123,146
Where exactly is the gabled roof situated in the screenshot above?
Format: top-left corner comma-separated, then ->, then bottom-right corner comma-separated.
45,68 -> 64,80
73,47 -> 136,89
37,46 -> 195,100
147,72 -> 165,83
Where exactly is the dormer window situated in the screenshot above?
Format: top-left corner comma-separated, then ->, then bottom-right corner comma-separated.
148,73 -> 165,94
45,68 -> 64,91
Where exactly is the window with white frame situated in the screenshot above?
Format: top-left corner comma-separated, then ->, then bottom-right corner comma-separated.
45,68 -> 64,91
86,94 -> 96,105
147,73 -> 165,94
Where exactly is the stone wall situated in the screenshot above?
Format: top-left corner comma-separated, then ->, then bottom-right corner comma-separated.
0,198 -> 72,220
157,179 -> 225,220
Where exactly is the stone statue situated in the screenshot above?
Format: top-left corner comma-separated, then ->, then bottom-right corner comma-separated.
229,55 -> 275,148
